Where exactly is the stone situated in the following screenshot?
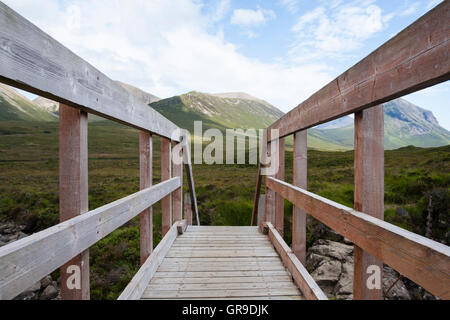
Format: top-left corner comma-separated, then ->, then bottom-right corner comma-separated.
336,261 -> 353,299
311,259 -> 342,296
29,281 -> 42,292
17,232 -> 28,240
40,285 -> 58,300
40,275 -> 53,288
382,266 -> 411,300
308,240 -> 353,261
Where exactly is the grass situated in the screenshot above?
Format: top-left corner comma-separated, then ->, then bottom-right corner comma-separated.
0,120 -> 448,299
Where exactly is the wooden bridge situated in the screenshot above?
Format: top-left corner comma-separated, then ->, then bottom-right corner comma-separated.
0,2 -> 449,300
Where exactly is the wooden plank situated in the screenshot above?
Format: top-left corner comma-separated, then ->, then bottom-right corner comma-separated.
0,177 -> 180,300
165,250 -> 278,258
162,257 -> 280,263
292,130 -> 307,264
161,137 -> 172,236
353,105 -> 384,300
265,141 -> 275,224
0,3 -> 180,141
59,104 -> 89,300
162,296 -> 302,300
172,141 -> 183,222
118,222 -> 179,300
257,195 -> 266,232
139,131 -> 153,265
265,222 -> 327,300
274,138 -> 285,236
184,194 -> 192,225
157,264 -> 285,272
146,281 -> 297,291
182,133 -> 200,225
154,270 -> 290,278
150,275 -> 292,284
141,288 -> 300,299
251,129 -> 266,226
186,226 -> 259,231
267,2 -> 450,141
177,220 -> 187,235
266,177 -> 450,299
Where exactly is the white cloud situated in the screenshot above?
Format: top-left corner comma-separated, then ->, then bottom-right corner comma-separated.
400,1 -> 420,16
211,0 -> 231,22
279,0 -> 299,13
426,0 -> 443,10
290,2 -> 389,61
230,8 -> 275,26
1,0 -> 331,112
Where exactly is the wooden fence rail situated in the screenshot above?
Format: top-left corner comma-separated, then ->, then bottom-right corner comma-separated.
0,177 -> 181,300
266,177 -> 450,299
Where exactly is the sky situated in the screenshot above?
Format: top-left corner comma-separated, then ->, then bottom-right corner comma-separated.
3,0 -> 449,129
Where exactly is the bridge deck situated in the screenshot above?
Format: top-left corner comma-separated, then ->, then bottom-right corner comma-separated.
140,226 -> 303,300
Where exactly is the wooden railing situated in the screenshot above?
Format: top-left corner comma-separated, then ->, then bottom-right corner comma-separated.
0,2 -> 199,300
253,2 -> 450,300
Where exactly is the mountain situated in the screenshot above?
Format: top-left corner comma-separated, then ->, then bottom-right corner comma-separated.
33,97 -> 59,116
150,91 -> 284,132
0,84 -> 57,121
117,81 -> 160,105
309,98 -> 450,150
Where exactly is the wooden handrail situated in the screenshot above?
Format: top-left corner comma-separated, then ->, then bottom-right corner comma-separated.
0,3 -> 180,141
0,177 -> 181,300
267,1 -> 450,141
266,177 -> 450,299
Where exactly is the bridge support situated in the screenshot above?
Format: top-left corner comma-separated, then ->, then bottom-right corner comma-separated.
292,131 -> 307,264
353,105 -> 384,300
274,138 -> 285,237
139,131 -> 153,265
59,104 -> 89,300
161,137 -> 172,236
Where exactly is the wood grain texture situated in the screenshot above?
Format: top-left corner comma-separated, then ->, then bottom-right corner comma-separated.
292,130 -> 307,264
257,195 -> 266,233
353,106 -> 384,300
184,194 -> 192,225
0,177 -> 180,300
267,2 -> 450,141
266,177 -> 450,299
274,138 -> 285,237
59,104 -> 89,300
182,134 -> 200,225
161,137 -> 172,236
265,141 -> 275,224
0,3 -> 180,141
172,142 -> 183,223
265,223 -> 327,300
118,222 -> 179,300
251,129 -> 266,226
139,131 -> 153,265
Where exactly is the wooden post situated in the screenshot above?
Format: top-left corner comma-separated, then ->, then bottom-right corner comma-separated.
59,104 -> 89,300
184,193 -> 192,225
265,140 -> 275,225
161,137 -> 172,236
274,138 -> 285,237
139,131 -> 152,265
293,131 -> 307,264
353,105 -> 384,300
257,195 -> 266,233
173,142 -> 183,222
252,129 -> 266,226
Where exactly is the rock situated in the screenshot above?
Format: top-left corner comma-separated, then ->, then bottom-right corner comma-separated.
40,285 -> 58,300
17,232 -> 28,240
308,240 -> 353,261
29,281 -> 42,292
40,275 -> 53,288
13,281 -> 41,300
382,266 -> 411,300
311,259 -> 342,296
335,261 -> 353,300
0,240 -> 5,247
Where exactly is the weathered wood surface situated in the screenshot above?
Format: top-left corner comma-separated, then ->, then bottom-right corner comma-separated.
266,177 -> 450,299
140,226 -> 303,300
0,3 -> 179,141
0,177 -> 181,300
292,130 -> 307,264
177,220 -> 187,235
267,2 -> 450,140
353,106 -> 384,300
257,195 -> 266,232
182,134 -> 200,225
274,138 -> 285,236
139,131 -> 153,265
172,142 -> 183,223
118,221 -> 179,300
183,194 -> 192,225
264,223 -> 327,300
59,105 -> 89,300
251,129 -> 266,226
265,141 -> 275,224
161,138 -> 172,236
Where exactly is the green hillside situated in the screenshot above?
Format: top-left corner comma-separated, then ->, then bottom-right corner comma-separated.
0,84 -> 57,122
